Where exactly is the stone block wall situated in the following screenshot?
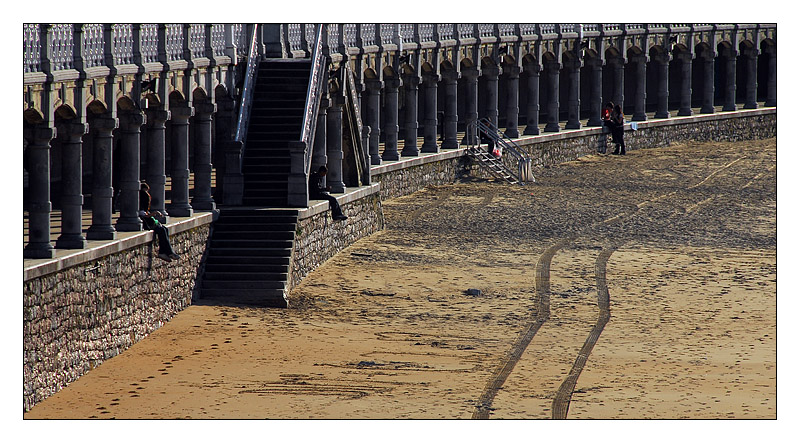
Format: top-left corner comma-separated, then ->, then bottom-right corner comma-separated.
289,191 -> 384,292
372,155 -> 471,200
23,224 -> 210,411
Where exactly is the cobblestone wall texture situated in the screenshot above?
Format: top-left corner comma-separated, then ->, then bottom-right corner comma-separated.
23,225 -> 210,411
290,193 -> 384,291
373,156 -> 471,200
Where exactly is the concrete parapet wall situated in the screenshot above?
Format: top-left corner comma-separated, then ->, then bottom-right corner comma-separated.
290,184 -> 384,291
371,149 -> 470,200
23,217 -> 212,411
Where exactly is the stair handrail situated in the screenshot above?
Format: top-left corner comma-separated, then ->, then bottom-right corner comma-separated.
234,23 -> 259,155
343,63 -> 371,185
472,118 -> 535,183
300,24 -> 327,177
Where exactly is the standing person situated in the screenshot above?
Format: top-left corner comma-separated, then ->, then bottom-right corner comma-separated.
139,181 -> 180,262
600,102 -> 614,154
309,166 -> 348,221
611,104 -> 626,155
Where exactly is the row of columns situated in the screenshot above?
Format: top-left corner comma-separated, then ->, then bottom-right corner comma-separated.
24,103 -> 219,259
356,45 -> 774,165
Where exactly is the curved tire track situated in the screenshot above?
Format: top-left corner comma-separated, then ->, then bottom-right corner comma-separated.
551,244 -> 618,419
472,237 -> 573,419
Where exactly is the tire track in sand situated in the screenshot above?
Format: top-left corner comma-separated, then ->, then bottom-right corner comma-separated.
551,243 -> 619,419
472,237 -> 573,419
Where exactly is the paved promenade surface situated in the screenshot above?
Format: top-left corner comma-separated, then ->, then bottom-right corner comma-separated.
24,137 -> 776,421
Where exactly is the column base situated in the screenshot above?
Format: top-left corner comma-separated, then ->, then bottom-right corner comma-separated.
544,123 -> 560,132
631,114 -> 647,122
654,111 -> 671,119
421,143 -> 439,153
505,128 -> 520,138
401,148 -> 419,157
441,139 -> 459,150
115,219 -> 143,232
24,243 -> 55,259
382,152 -> 399,161
744,103 -> 758,109
678,108 -> 693,116
523,126 -> 540,136
565,121 -> 581,130
370,155 -> 382,165
86,226 -> 117,241
191,199 -> 217,211
166,204 -> 194,218
586,118 -> 603,127
722,104 -> 736,112
55,235 -> 87,249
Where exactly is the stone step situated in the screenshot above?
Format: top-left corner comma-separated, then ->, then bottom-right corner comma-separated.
204,255 -> 290,266
203,263 -> 289,274
207,247 -> 293,257
199,288 -> 288,308
212,230 -> 294,240
202,279 -> 286,290
203,272 -> 289,282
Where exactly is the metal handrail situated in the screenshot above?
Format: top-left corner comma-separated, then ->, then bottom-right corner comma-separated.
474,118 -> 534,183
233,24 -> 259,145
300,24 -> 326,177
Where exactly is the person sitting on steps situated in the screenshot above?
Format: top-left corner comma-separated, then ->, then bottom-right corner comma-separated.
309,166 -> 348,221
139,182 -> 180,262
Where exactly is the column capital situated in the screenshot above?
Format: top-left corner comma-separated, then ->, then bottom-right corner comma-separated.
384,77 -> 402,89
32,126 -> 56,143
170,105 -> 195,121
503,64 -> 521,78
146,109 -> 171,125
481,63 -> 501,77
119,111 -> 146,130
441,69 -> 460,82
421,72 -> 440,83
89,116 -> 119,134
194,102 -> 217,117
56,122 -> 89,140
364,78 -> 384,91
461,66 -> 480,80
401,74 -> 420,87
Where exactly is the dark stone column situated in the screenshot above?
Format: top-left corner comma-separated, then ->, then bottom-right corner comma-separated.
191,102 -> 217,211
167,106 -> 194,217
504,65 -> 521,138
382,77 -> 400,161
631,54 -> 648,121
461,66 -> 479,145
611,57 -> 625,110
402,74 -> 420,156
24,125 -> 56,259
441,69 -> 459,149
364,79 -> 383,164
586,57 -> 603,126
482,63 -> 500,129
55,122 -> 89,249
115,112 -> 145,231
326,94 -> 346,193
565,57 -> 581,129
544,59 -> 560,132
523,65 -> 540,135
722,49 -> 737,111
87,117 -> 118,240
677,52 -> 693,116
765,48 -> 776,107
743,48 -> 758,109
700,55 -> 715,114
311,94 -> 329,179
145,109 -> 170,219
421,73 -> 439,153
654,51 -> 671,118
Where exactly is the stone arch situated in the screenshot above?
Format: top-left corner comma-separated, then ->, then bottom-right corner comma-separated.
421,61 -> 435,75
363,67 -> 378,80
23,108 -> 45,125
460,57 -> 476,70
382,64 -> 399,79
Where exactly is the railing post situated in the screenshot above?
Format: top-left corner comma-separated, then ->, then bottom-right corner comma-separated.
39,24 -> 53,80
224,24 -> 238,62
72,24 -> 86,75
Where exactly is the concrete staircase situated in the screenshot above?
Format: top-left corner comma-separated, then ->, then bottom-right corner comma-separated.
242,59 -> 311,207
201,59 -> 312,307
201,208 -> 297,307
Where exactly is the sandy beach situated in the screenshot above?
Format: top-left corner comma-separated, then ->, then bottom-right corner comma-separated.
23,137 -> 777,421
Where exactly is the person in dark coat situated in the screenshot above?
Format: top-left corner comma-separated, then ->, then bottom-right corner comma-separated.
611,104 -> 626,155
139,182 -> 179,262
600,102 -> 614,154
309,166 -> 348,221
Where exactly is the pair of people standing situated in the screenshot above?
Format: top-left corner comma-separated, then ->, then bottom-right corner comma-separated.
601,102 -> 626,155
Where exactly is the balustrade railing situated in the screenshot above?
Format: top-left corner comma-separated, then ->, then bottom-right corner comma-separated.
164,24 -> 183,61
82,24 -> 105,68
210,24 -> 225,57
189,24 -> 205,59
50,24 -> 74,71
360,24 -> 377,47
140,24 -> 159,64
438,24 -> 454,40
